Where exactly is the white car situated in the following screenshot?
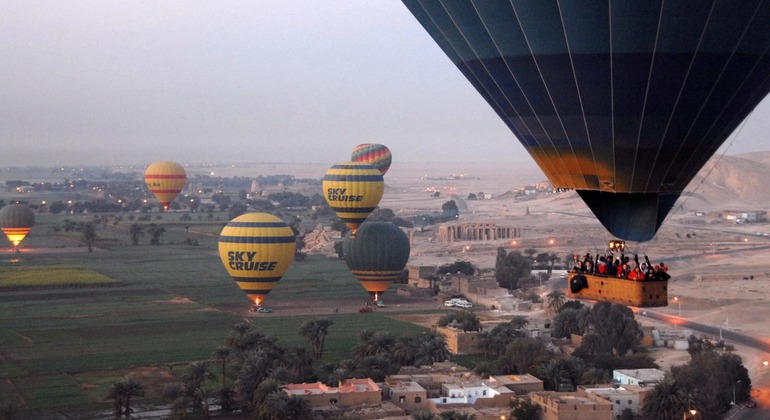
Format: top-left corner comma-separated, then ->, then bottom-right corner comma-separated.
444,298 -> 472,308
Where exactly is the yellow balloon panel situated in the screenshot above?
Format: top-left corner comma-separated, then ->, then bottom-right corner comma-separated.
144,161 -> 187,209
1,227 -> 31,247
350,269 -> 401,296
322,162 -> 384,232
218,213 -> 296,305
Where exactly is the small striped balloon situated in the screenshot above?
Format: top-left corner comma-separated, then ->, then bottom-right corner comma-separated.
218,213 -> 296,306
144,161 -> 187,211
351,143 -> 392,175
322,162 -> 384,233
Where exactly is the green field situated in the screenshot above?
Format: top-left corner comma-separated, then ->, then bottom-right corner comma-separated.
0,214 -> 437,417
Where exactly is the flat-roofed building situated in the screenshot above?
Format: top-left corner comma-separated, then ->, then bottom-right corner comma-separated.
491,374 -> 544,395
283,378 -> 381,409
613,369 -> 665,387
531,391 -> 613,420
583,384 -> 652,419
382,379 -> 429,413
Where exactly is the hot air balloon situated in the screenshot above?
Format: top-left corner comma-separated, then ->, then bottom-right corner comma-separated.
323,162 -> 384,233
351,143 -> 393,175
403,0 -> 770,242
0,204 -> 35,251
218,213 -> 296,307
343,222 -> 410,302
144,161 -> 187,211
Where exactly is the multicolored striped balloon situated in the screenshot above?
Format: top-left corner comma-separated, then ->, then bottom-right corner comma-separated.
144,161 -> 187,211
322,162 -> 384,233
0,204 -> 35,249
343,222 -> 410,301
218,213 -> 296,306
351,143 -> 392,175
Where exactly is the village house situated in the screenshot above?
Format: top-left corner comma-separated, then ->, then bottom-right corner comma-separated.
530,391 -> 613,420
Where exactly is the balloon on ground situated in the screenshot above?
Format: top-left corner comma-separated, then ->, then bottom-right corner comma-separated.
351,143 -> 393,175
0,204 -> 35,250
343,222 -> 410,301
402,1 -> 770,242
218,213 -> 296,306
323,161 -> 384,233
144,161 -> 187,211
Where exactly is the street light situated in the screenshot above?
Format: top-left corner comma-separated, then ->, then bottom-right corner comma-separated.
684,409 -> 697,419
673,296 -> 681,317
732,380 -> 741,405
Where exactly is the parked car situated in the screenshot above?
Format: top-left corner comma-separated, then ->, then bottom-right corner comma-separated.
444,298 -> 473,308
375,300 -> 385,307
746,400 -> 757,408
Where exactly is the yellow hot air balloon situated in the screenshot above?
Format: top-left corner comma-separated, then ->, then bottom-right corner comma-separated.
144,161 -> 187,211
218,213 -> 296,307
322,162 -> 384,233
0,204 -> 35,251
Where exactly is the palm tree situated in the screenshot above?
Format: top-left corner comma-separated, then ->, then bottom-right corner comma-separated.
392,336 -> 416,366
80,221 -> 97,252
546,290 -> 566,315
183,361 -> 213,409
299,318 -> 334,359
509,315 -> 529,330
537,358 -> 571,391
412,410 -> 437,420
108,376 -> 144,418
286,346 -> 314,381
546,252 -> 561,274
641,378 -> 698,420
285,394 -> 313,420
129,223 -> 143,245
414,331 -> 449,366
211,346 -> 231,388
353,330 -> 395,359
106,381 -> 125,417
195,387 -> 217,419
580,367 -> 611,385
234,353 -> 272,411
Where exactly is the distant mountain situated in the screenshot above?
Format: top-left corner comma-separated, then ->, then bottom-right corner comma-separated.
682,152 -> 770,211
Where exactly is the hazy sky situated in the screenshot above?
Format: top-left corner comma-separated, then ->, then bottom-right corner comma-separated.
1,1 -> 768,168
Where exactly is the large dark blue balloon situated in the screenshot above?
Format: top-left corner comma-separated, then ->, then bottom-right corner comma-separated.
403,0 -> 770,241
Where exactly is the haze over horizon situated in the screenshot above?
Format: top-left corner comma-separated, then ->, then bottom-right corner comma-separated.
2,1 -> 769,168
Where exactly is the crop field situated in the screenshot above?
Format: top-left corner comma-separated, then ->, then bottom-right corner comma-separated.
0,215 -> 437,416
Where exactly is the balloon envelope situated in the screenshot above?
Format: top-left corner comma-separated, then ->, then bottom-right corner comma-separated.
351,143 -> 393,175
343,222 -> 410,299
144,161 -> 187,210
218,213 -> 296,306
403,1 -> 770,241
323,162 -> 384,233
0,204 -> 35,248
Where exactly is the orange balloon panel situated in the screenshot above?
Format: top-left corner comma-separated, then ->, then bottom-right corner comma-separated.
144,161 -> 187,210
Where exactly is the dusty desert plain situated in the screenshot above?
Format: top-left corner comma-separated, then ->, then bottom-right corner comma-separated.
3,152 -> 770,416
